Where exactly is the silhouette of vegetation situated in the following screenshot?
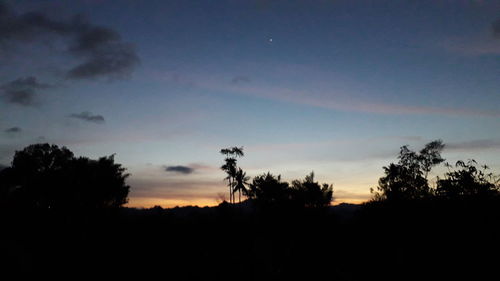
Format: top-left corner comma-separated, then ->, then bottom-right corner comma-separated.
220,146 -> 244,204
371,140 -> 500,204
246,171 -> 333,210
233,167 -> 250,203
247,172 -> 290,208
371,140 -> 444,201
0,143 -> 129,209
290,172 -> 333,208
436,160 -> 500,200
1,141 -> 500,280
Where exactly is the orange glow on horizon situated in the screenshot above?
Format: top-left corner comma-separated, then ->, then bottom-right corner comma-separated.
127,196 -> 368,209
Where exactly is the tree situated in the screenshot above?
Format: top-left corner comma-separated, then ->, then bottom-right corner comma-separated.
418,140 -> 445,179
220,146 -> 244,204
247,172 -> 290,207
0,143 -> 130,209
372,140 -> 445,202
233,168 -> 250,204
436,160 -> 500,200
290,172 -> 333,208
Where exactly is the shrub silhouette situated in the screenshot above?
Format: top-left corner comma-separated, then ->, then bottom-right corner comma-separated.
436,160 -> 500,200
0,143 -> 129,209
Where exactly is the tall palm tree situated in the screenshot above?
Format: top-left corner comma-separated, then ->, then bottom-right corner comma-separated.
221,157 -> 236,203
233,168 -> 250,204
220,146 -> 244,204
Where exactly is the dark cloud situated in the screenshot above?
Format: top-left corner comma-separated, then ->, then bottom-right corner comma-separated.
0,164 -> 7,171
231,76 -> 251,84
493,18 -> 500,37
165,165 -> 195,174
0,2 -> 139,80
4,127 -> 21,133
1,76 -> 51,106
69,111 -> 105,123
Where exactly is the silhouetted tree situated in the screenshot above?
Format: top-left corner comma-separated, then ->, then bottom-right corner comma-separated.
417,140 -> 445,179
436,160 -> 500,200
220,146 -> 244,204
0,143 -> 130,209
372,140 -> 445,202
233,168 -> 250,204
247,172 -> 290,207
290,172 -> 333,208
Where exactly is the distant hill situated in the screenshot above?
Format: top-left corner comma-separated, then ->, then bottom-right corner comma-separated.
124,201 -> 363,219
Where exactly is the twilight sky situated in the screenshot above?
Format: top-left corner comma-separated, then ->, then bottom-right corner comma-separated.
1,0 -> 499,207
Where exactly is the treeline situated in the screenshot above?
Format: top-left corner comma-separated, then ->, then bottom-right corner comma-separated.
0,143 -> 129,210
0,142 -> 499,280
371,140 -> 500,203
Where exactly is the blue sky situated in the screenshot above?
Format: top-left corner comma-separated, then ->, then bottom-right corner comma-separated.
1,0 -> 500,207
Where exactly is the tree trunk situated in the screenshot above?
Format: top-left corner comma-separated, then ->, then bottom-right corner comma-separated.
229,178 -> 232,204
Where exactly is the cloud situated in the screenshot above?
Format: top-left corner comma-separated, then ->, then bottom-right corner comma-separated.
446,139 -> 500,152
69,111 -> 105,123
165,165 -> 195,174
493,18 -> 500,37
163,163 -> 217,175
0,163 -> 7,171
231,76 -> 251,84
0,2 -> 139,80
127,176 -> 223,202
198,75 -> 500,117
207,83 -> 500,118
441,36 -> 500,56
4,127 -> 21,133
0,76 -> 51,106
334,190 -> 372,202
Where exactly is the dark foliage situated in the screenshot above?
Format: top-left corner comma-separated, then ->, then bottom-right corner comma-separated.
0,143 -> 129,209
247,172 -> 290,207
436,160 -> 500,200
247,172 -> 333,210
372,140 -> 444,201
1,141 -> 500,280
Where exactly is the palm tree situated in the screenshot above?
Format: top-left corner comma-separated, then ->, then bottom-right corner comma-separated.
220,146 -> 244,204
233,168 -> 250,204
221,157 -> 236,203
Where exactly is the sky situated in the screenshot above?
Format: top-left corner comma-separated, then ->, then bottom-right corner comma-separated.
1,0 -> 499,208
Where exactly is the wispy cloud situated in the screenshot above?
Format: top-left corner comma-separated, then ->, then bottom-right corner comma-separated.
440,36 -> 500,56
0,76 -> 52,106
231,76 -> 251,84
200,81 -> 500,118
492,18 -> 500,37
4,127 -> 21,134
334,190 -> 372,202
69,111 -> 105,123
128,177 -> 222,199
447,139 -> 500,152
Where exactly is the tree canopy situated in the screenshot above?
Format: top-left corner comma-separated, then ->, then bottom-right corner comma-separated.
0,143 -> 130,209
371,140 -> 500,203
246,172 -> 333,209
372,140 -> 445,202
436,160 -> 500,200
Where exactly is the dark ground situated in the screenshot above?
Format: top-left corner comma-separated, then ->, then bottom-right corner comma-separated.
1,200 -> 499,280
